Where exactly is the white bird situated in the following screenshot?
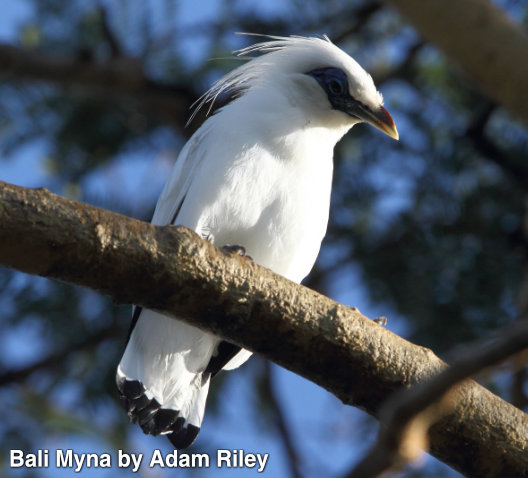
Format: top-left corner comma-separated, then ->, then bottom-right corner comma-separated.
116,34 -> 398,449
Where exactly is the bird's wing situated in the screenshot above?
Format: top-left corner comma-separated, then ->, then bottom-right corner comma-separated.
118,124 -> 247,449
150,125 -> 248,374
151,132 -> 205,227
124,130 -> 208,347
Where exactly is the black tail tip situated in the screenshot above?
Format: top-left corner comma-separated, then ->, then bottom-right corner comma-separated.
116,373 -> 201,448
167,424 -> 201,450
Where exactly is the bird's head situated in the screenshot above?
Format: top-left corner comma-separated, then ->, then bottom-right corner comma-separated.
191,34 -> 398,140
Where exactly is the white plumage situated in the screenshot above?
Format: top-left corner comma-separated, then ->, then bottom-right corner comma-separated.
117,34 -> 398,449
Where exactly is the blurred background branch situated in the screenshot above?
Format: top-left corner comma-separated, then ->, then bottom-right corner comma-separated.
0,42 -> 196,126
347,319 -> 528,478
384,0 -> 528,127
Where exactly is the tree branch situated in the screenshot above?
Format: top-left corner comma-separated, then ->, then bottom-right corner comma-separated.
384,0 -> 528,127
0,180 -> 527,476
262,361 -> 303,478
347,319 -> 528,478
0,42 -> 196,125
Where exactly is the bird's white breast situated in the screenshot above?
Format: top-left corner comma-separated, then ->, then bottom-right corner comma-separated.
175,109 -> 336,283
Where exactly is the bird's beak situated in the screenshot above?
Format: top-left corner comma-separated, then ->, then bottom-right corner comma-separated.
347,102 -> 399,140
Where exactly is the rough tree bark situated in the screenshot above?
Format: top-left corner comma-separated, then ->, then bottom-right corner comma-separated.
384,0 -> 528,127
0,180 -> 526,477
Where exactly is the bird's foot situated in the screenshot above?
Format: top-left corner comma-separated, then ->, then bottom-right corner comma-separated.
221,244 -> 253,261
203,233 -> 215,243
373,316 -> 388,326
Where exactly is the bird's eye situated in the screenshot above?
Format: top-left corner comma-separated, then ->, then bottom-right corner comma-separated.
327,77 -> 345,95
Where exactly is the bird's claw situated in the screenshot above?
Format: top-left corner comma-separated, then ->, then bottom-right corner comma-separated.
221,244 -> 253,261
373,316 -> 388,326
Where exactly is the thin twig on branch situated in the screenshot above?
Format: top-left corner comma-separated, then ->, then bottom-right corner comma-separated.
97,5 -> 123,58
0,180 -> 527,477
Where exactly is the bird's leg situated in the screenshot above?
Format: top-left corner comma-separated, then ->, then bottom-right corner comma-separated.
205,232 -> 253,260
221,244 -> 253,261
203,233 -> 215,243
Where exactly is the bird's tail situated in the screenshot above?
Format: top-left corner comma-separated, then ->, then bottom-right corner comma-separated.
116,309 -> 218,449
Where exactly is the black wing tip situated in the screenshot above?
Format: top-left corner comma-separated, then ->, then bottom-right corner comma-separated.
167,424 -> 201,450
204,341 -> 242,378
116,375 -> 202,446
